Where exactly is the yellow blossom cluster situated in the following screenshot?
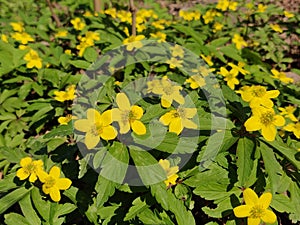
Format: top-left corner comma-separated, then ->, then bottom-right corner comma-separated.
179,10 -> 201,21
16,157 -> 71,202
54,85 -> 76,102
76,31 -> 100,57
216,0 -> 238,11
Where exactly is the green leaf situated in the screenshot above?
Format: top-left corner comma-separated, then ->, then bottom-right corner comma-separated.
209,37 -> 230,47
289,182 -> 300,222
0,187 -> 31,214
129,146 -> 166,185
83,47 -> 98,62
202,197 -> 233,218
19,193 -> 41,225
220,46 -> 244,62
138,208 -> 173,225
100,142 -> 129,183
31,187 -> 50,221
270,194 -> 294,213
259,142 -> 283,193
124,197 -> 149,221
264,139 -> 300,170
43,123 -> 73,138
70,60 -> 91,69
236,138 -> 255,187
4,213 -> 30,225
95,175 -> 119,207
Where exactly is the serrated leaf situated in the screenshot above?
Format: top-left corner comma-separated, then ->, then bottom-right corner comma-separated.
220,46 -> 244,62
19,193 -> 41,225
95,175 -> 119,207
70,60 -> 91,69
259,142 -> 283,193
31,187 -> 50,221
43,123 -> 73,138
4,213 -> 30,225
124,197 -> 149,221
270,194 -> 294,213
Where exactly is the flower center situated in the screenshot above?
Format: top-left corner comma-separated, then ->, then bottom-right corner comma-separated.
163,84 -> 174,95
44,176 -> 56,189
128,110 -> 137,122
25,163 -> 36,173
91,123 -> 103,136
260,111 -> 274,126
250,205 -> 265,218
252,87 -> 266,97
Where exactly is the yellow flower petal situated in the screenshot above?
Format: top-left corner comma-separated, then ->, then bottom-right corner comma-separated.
74,119 -> 91,132
101,110 -> 113,126
265,90 -> 280,99
37,170 -> 49,183
233,205 -> 251,217
131,105 -> 144,120
169,117 -> 183,135
247,217 -> 261,225
161,96 -> 172,108
261,209 -> 277,224
182,118 -> 197,129
261,124 -> 276,141
243,188 -> 259,206
87,108 -> 101,123
166,173 -> 178,185
111,108 -> 122,121
184,108 -> 197,118
50,186 -> 61,202
116,93 -> 131,110
131,120 -> 146,135
259,192 -> 272,209
100,125 -> 117,140
20,157 -> 32,167
49,166 -> 61,179
244,117 -> 262,131
42,184 -> 51,194
16,168 -> 29,180
159,111 -> 174,125
159,159 -> 170,171
85,132 -> 100,149
29,173 -> 38,182
273,115 -> 285,127
119,120 -> 131,134
56,178 -> 72,190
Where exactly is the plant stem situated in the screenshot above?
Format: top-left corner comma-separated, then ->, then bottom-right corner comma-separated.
129,0 -> 136,36
46,0 -> 61,27
93,0 -> 101,13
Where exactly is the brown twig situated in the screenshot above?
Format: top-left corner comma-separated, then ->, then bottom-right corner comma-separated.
129,0 -> 137,36
93,0 -> 102,13
46,0 -> 61,27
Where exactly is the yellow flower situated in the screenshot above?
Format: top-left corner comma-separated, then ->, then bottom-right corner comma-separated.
271,69 -> 294,84
160,107 -> 197,135
228,1 -> 238,11
283,122 -> 300,138
245,106 -> 285,141
150,31 -> 166,42
257,4 -> 267,13
270,24 -> 283,33
76,38 -> 94,57
111,93 -> 146,135
74,109 -> 117,149
170,44 -> 184,58
104,8 -> 117,18
85,31 -> 100,42
55,30 -> 68,38
58,114 -> 73,125
11,32 -> 34,44
284,11 -> 294,18
23,49 -> 42,69
159,159 -> 179,187
228,62 -> 249,75
179,10 -> 200,21
54,85 -> 76,102
216,0 -> 230,11
232,34 -> 247,50
151,20 -> 165,30
218,67 -> 239,90
10,21 -> 24,32
38,166 -> 72,202
64,49 -> 72,55
200,54 -> 213,67
186,74 -> 206,89
192,66 -> 215,77
278,106 -> 298,122
148,77 -> 185,108
19,45 -> 30,50
123,35 -> 145,51
202,9 -> 220,24
70,17 -> 86,30
213,22 -> 223,32
16,157 -> 44,182
83,11 -> 93,17
233,188 -> 277,225
117,10 -> 132,23
166,57 -> 183,69
239,85 -> 279,108
1,34 -> 8,43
